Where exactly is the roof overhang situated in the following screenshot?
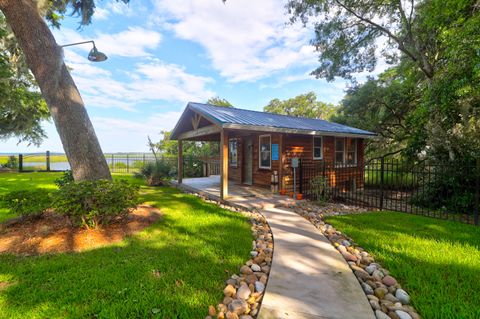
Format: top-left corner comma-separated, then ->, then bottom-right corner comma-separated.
222,123 -> 377,139
170,103 -> 377,140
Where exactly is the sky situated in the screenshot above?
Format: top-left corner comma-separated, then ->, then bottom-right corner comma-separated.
2,0 -> 386,153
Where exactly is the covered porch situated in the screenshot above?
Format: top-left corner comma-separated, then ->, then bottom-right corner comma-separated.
173,175 -> 296,209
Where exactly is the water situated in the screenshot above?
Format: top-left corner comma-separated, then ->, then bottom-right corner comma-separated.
22,161 -> 70,170
21,158 -> 155,171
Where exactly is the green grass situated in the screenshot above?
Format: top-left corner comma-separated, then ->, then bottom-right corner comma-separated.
0,155 -> 68,164
0,172 -> 60,222
325,212 -> 480,319
0,172 -> 252,318
364,170 -> 417,189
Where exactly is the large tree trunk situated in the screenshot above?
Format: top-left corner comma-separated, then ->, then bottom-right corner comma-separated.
0,0 -> 111,181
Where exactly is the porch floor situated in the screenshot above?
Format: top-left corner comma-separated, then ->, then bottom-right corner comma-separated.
175,175 -> 298,209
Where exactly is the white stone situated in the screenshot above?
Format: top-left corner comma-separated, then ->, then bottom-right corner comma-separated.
251,264 -> 261,272
395,310 -> 413,319
254,281 -> 265,293
375,310 -> 391,319
395,289 -> 410,305
365,264 -> 377,275
236,284 -> 251,300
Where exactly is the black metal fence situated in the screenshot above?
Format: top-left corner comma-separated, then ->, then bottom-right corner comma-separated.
1,152 -> 220,178
297,158 -> 480,226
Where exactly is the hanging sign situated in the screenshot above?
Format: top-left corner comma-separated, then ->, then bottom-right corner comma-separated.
271,144 -> 279,160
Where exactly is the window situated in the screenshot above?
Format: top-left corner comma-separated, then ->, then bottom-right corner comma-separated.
335,137 -> 357,166
229,139 -> 238,167
346,138 -> 357,165
259,135 -> 271,169
335,138 -> 345,164
313,136 -> 323,160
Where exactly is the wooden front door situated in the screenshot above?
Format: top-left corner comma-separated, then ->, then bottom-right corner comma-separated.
244,137 -> 253,185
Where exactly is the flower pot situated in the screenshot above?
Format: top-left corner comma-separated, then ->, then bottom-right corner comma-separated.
296,194 -> 303,200
279,189 -> 287,195
288,192 -> 294,197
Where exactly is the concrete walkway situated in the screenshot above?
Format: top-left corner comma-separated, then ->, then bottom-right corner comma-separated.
174,180 -> 375,319
256,207 -> 375,319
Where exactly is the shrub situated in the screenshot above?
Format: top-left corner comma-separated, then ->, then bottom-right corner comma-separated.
135,160 -> 175,186
1,189 -> 52,218
1,156 -> 18,169
309,176 -> 332,203
51,180 -> 140,227
54,170 -> 74,187
410,163 -> 476,215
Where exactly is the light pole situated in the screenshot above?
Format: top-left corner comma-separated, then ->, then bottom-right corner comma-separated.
60,40 -> 108,62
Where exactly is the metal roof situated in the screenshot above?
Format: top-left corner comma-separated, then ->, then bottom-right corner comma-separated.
171,102 -> 376,139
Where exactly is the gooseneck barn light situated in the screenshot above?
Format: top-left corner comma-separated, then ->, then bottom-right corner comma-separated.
60,40 -> 108,62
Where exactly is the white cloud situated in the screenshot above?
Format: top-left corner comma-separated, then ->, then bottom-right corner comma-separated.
152,0 -> 317,83
91,112 -> 182,152
55,27 -> 162,58
93,7 -> 109,20
95,27 -> 162,57
105,1 -> 135,17
1,112 -> 182,153
93,112 -> 181,135
61,50 -> 214,111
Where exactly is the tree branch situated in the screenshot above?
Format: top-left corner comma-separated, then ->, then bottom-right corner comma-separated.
334,0 -> 434,78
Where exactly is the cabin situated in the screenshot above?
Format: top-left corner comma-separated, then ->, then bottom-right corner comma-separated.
170,102 -> 376,199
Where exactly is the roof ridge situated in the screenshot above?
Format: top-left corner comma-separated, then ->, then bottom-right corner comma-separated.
191,102 -> 332,123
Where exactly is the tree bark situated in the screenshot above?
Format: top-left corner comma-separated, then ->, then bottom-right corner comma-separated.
0,0 -> 112,181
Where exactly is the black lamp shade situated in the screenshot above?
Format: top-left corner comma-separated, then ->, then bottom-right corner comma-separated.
88,46 -> 108,62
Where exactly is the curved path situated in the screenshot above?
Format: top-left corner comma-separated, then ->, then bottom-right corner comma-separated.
256,207 -> 375,319
175,179 -> 375,319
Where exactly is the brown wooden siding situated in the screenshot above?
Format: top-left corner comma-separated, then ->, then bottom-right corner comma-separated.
226,130 -> 365,193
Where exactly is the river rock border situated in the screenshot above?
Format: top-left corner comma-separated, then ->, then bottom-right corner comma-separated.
177,189 -> 273,319
286,202 -> 421,319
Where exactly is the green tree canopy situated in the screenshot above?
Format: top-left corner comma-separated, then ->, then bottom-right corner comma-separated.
0,16 -> 49,145
264,92 -> 336,120
206,96 -> 233,107
290,0 -> 480,163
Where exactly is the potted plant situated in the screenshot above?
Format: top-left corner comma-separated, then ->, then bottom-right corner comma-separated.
296,193 -> 303,200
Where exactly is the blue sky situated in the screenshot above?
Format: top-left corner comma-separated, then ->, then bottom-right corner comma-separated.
3,0 -> 385,153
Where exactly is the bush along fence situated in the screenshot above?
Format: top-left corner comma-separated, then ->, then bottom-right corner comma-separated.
296,157 -> 480,226
1,151 -> 220,178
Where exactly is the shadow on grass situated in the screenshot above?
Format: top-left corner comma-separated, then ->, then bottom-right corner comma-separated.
326,212 -> 480,319
0,186 -> 252,319
382,250 -> 480,319
326,212 -> 480,248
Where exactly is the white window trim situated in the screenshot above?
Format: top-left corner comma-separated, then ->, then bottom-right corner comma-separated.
335,137 -> 358,167
347,139 -> 358,166
313,136 -> 323,160
229,138 -> 238,168
258,134 -> 271,169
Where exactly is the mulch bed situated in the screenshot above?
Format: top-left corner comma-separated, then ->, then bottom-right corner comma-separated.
0,205 -> 162,255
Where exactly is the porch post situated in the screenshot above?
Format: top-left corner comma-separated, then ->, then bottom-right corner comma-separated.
220,129 -> 229,199
279,133 -> 284,191
178,139 -> 183,184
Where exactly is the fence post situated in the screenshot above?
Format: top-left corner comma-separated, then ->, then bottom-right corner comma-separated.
299,158 -> 303,195
475,158 -> 479,226
111,154 -> 114,172
46,151 -> 50,171
143,154 -> 146,167
380,157 -> 385,210
126,154 -> 129,173
18,154 -> 23,172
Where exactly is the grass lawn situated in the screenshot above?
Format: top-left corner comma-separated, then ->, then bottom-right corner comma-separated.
326,212 -> 480,319
0,172 -> 60,222
0,172 -> 252,318
0,155 -> 68,164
